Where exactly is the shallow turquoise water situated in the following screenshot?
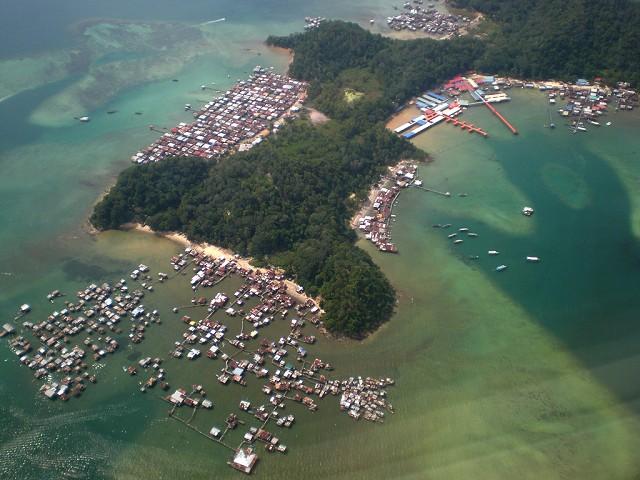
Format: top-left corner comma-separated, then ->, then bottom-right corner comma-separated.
2,2 -> 640,479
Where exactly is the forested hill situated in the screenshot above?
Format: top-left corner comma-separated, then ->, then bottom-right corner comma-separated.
93,5 -> 639,337
452,0 -> 640,86
93,22 -> 484,339
92,122 -> 422,338
267,22 -> 483,119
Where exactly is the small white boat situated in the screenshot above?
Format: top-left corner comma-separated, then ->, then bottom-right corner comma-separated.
79,116 -> 90,122
522,206 -> 534,216
467,232 -> 478,237
458,227 -> 469,232
606,121 -> 612,126
453,239 -> 464,244
495,265 -> 508,272
448,233 -> 457,238
576,126 -> 587,132
20,304 -> 31,313
526,256 -> 540,262
414,180 -> 423,186
588,120 -> 600,126
488,250 -> 500,255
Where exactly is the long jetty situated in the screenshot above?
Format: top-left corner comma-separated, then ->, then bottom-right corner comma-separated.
479,96 -> 518,135
413,185 -> 451,197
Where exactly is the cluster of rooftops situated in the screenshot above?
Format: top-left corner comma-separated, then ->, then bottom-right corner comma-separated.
131,66 -> 307,165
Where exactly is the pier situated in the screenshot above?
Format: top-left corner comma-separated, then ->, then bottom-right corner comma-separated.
442,114 -> 488,137
168,407 -> 235,451
479,96 -> 518,135
413,185 -> 451,197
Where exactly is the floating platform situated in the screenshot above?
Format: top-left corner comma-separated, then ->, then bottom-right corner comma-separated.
442,114 -> 488,137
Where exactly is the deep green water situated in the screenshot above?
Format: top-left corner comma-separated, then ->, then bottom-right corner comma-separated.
2,1 -> 640,479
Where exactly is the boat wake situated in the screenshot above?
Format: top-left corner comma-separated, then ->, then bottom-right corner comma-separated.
201,17 -> 226,26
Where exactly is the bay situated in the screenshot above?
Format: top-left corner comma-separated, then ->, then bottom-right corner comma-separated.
1,1 -> 640,479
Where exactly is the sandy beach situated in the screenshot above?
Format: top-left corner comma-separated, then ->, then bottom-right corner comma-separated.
385,104 -> 422,131
123,223 -> 320,308
266,45 -> 294,67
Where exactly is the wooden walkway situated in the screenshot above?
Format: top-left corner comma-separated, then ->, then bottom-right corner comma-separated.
442,114 -> 488,137
163,397 -> 236,451
479,97 -> 518,135
413,185 -> 451,197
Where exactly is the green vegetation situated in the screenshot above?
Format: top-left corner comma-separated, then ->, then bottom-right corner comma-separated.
452,0 -> 640,86
344,88 -> 365,103
94,1 -> 640,336
94,21 -> 485,338
92,120 -> 422,337
268,22 -> 483,119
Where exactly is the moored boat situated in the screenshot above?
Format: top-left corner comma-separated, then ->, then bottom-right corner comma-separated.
522,206 -> 534,216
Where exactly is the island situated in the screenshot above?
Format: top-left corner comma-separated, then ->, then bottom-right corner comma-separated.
92,0 -> 640,338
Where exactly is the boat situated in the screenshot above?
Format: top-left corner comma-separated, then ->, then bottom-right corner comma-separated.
588,120 -> 600,126
453,239 -> 464,244
468,255 -> 480,260
606,121 -> 612,126
106,110 -> 118,114
458,227 -> 469,232
522,206 -> 534,216
447,233 -> 457,238
576,126 -> 587,132
525,256 -> 540,262
495,265 -> 508,272
467,232 -> 478,237
488,250 -> 500,255
79,116 -> 90,122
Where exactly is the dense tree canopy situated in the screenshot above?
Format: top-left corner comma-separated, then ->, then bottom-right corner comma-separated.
92,119 -> 421,338
452,0 -> 640,86
267,22 -> 484,119
94,5 -> 640,336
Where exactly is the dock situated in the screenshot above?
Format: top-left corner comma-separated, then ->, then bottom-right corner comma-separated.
413,185 -> 451,197
478,95 -> 518,135
442,114 -> 488,137
165,397 -> 236,451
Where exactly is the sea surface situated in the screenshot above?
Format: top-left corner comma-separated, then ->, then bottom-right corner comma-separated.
2,1 -> 640,479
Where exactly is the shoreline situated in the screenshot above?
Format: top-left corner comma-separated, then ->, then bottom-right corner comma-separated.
265,45 -> 294,67
121,223 -> 321,309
